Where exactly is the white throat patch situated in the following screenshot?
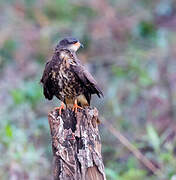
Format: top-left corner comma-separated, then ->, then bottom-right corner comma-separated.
68,43 -> 80,52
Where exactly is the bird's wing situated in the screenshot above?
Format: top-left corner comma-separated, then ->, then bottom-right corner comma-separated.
71,63 -> 103,99
40,61 -> 54,100
40,61 -> 50,83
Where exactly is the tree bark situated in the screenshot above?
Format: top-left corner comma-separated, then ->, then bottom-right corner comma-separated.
48,107 -> 106,180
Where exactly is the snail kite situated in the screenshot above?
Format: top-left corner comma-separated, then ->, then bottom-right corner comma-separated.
40,37 -> 103,114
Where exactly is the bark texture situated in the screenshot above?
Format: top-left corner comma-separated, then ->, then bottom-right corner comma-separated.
48,107 -> 106,180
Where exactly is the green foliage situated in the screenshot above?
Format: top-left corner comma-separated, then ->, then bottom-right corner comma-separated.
0,123 -> 14,147
138,21 -> 157,39
10,81 -> 42,106
127,157 -> 138,169
119,168 -> 146,180
0,0 -> 176,179
0,39 -> 16,69
44,0 -> 96,24
44,0 -> 74,21
146,124 -> 160,151
5,124 -> 13,138
112,58 -> 153,87
11,89 -> 26,104
105,168 -> 119,180
160,152 -> 172,163
72,5 -> 97,18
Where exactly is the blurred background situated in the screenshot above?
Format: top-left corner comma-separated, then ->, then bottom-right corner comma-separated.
1,0 -> 176,179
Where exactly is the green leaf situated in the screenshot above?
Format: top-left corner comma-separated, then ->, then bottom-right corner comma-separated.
5,124 -> 13,138
127,157 -> 138,169
105,168 -> 119,180
138,71 -> 153,86
112,66 -> 129,79
10,89 -> 25,104
146,124 -> 160,151
138,21 -> 157,39
10,81 -> 42,106
160,152 -> 172,163
119,168 -> 146,180
24,81 -> 42,106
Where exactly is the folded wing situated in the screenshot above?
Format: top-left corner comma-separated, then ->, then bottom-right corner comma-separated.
40,61 -> 54,100
71,64 -> 103,104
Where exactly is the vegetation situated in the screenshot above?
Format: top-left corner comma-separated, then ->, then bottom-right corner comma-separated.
0,0 -> 176,179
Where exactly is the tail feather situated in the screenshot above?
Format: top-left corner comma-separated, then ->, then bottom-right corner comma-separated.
43,85 -> 53,100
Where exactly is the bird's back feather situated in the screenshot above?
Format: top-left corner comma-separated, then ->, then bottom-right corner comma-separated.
71,63 -> 103,103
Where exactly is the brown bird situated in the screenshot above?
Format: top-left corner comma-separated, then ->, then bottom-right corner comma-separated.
40,37 -> 103,114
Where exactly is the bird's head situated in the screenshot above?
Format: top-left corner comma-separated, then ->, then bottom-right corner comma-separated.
56,37 -> 84,53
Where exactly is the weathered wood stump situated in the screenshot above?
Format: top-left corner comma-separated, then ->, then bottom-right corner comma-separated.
48,107 -> 106,180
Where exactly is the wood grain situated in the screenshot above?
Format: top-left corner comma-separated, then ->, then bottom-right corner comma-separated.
48,107 -> 106,180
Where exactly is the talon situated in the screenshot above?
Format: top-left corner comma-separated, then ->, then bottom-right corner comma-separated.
55,102 -> 65,115
72,99 -> 83,113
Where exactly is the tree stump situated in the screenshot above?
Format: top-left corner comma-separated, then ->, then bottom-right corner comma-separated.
48,107 -> 106,180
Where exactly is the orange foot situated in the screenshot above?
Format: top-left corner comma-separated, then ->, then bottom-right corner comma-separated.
72,100 -> 83,113
55,102 -> 65,115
